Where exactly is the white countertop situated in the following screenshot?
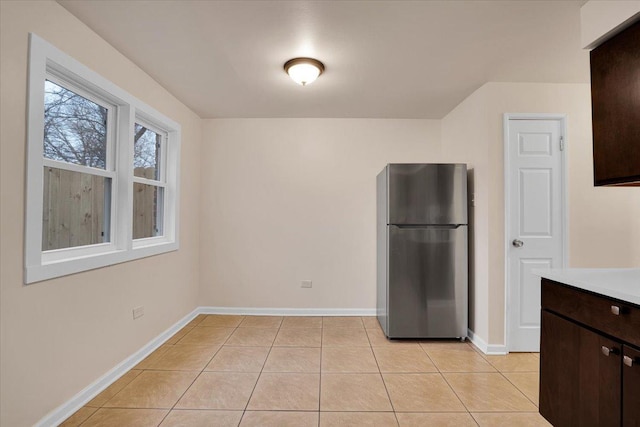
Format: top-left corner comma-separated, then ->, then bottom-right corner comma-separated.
534,268 -> 640,306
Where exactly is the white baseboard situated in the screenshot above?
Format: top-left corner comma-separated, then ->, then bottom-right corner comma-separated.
198,306 -> 377,316
35,308 -> 200,427
36,306 -> 376,426
467,328 -> 508,355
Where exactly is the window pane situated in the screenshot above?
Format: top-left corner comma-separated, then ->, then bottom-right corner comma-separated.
134,123 -> 161,180
42,167 -> 111,251
133,183 -> 163,239
44,80 -> 108,169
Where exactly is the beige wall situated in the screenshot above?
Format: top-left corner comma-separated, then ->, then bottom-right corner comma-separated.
580,0 -> 640,48
442,82 -> 640,346
199,119 -> 442,309
0,2 -> 202,425
441,87 -> 491,341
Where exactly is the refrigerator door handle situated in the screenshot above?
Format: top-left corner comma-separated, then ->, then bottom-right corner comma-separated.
392,224 -> 465,229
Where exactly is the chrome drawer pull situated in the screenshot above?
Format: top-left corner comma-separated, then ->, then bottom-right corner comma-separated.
601,346 -> 619,356
611,305 -> 620,315
624,356 -> 634,367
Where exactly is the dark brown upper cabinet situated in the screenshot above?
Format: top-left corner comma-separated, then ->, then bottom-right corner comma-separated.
590,20 -> 640,186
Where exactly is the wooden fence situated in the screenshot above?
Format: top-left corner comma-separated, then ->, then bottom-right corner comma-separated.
42,167 -> 158,250
133,167 -> 160,240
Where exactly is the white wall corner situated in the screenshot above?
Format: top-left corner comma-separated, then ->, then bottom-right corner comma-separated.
467,329 -> 508,355
581,1 -> 640,49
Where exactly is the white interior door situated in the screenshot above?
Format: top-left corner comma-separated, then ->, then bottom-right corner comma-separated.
506,117 -> 565,352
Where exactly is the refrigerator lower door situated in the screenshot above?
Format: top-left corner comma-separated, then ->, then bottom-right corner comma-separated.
387,225 -> 468,339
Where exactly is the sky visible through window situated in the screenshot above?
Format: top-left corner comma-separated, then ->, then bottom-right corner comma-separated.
134,123 -> 160,180
44,80 -> 107,168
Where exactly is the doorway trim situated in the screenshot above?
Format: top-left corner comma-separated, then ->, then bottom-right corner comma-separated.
503,113 -> 569,352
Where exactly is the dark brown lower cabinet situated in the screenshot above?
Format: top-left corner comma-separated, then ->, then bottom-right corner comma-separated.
540,278 -> 640,427
540,311 -> 621,427
623,346 -> 640,427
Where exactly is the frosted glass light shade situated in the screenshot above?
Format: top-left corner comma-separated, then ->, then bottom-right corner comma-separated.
284,58 -> 324,86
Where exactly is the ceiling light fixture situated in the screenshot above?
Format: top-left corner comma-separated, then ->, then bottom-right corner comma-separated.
284,57 -> 325,86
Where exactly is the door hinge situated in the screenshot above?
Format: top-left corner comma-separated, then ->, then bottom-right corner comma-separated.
559,136 -> 565,151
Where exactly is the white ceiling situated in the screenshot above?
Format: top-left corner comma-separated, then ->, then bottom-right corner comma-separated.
58,0 -> 589,119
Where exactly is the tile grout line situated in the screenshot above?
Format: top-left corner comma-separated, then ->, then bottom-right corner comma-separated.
483,352 -> 541,409
469,412 -> 484,426
419,341 -> 484,426
496,369 -> 540,409
237,316 -> 283,426
417,342 -> 442,374
365,322 -> 400,427
77,364 -> 150,424
72,315 -> 301,426
438,371 -> 479,426
318,318 -> 324,427
154,315 -> 242,426
77,315 -> 232,426
73,315 -> 521,426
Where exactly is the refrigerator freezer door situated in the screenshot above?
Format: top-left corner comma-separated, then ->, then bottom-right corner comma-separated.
387,225 -> 468,338
387,164 -> 467,225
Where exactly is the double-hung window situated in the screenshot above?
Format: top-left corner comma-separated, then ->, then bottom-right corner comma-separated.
42,76 -> 115,255
25,34 -> 181,283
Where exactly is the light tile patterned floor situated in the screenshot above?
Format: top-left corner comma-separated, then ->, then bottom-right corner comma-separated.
61,315 -> 551,426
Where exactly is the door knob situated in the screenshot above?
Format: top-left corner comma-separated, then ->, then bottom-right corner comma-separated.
624,356 -> 634,367
601,346 -> 619,357
512,239 -> 524,248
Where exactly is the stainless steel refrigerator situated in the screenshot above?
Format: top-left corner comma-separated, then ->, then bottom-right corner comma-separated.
377,163 -> 468,339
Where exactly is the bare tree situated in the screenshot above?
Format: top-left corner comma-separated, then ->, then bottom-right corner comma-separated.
134,123 -> 160,179
44,80 -> 159,172
44,81 -> 107,168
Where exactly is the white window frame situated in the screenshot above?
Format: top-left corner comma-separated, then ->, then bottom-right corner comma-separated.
41,73 -> 118,262
132,116 -> 172,247
25,33 -> 181,284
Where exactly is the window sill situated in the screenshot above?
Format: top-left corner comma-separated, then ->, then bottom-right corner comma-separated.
25,240 -> 178,284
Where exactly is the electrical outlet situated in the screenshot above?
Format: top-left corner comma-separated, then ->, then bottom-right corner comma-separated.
133,306 -> 144,319
301,280 -> 312,288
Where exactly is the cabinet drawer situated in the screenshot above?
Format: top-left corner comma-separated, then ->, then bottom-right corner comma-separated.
542,279 -> 640,347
